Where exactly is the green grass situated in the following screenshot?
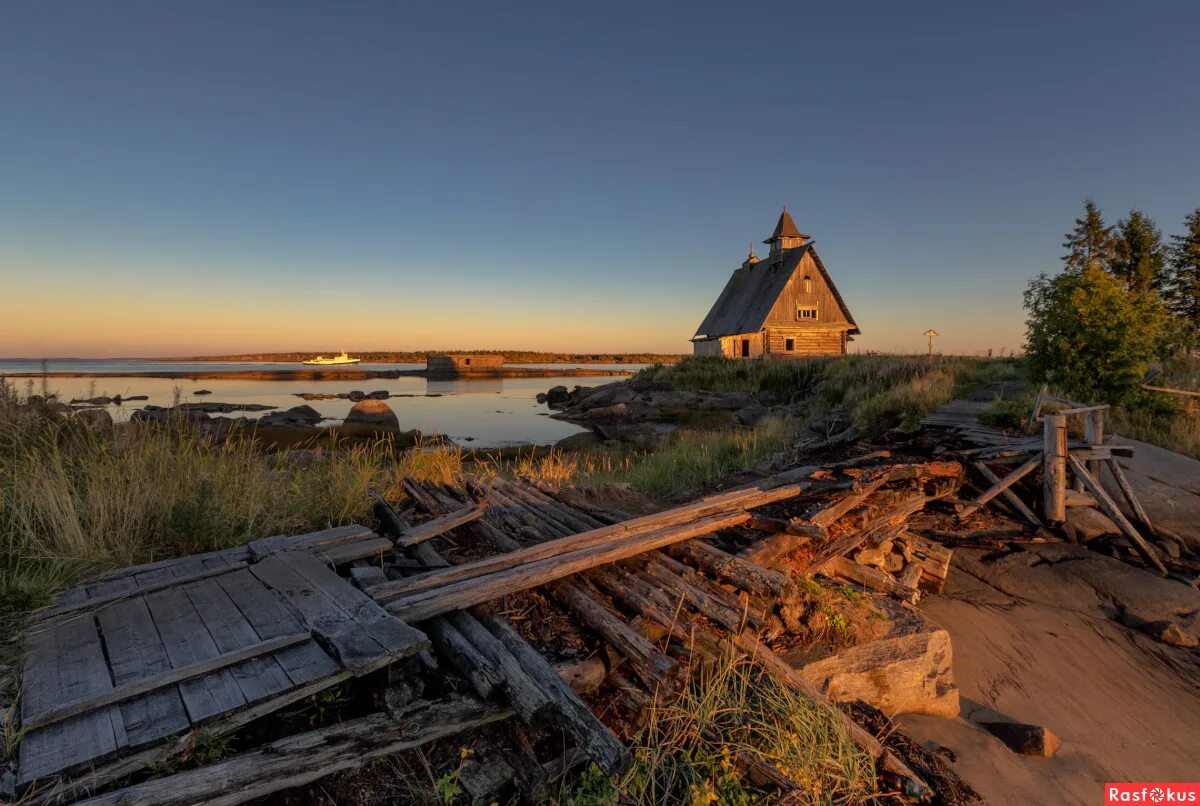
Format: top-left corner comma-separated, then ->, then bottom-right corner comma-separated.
612,652 -> 876,804
508,416 -> 795,499
638,354 -> 1025,431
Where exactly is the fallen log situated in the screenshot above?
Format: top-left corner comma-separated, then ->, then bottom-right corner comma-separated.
370,483 -> 803,603
384,510 -> 753,622
472,608 -> 631,775
666,540 -> 792,600
820,556 -> 919,605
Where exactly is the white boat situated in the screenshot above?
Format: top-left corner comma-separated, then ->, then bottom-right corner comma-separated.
302,351 -> 361,366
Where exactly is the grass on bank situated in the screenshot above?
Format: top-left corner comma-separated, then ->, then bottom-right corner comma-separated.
587,652 -> 876,805
636,354 -> 1024,430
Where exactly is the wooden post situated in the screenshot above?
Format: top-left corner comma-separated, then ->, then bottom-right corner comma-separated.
1085,408 -> 1105,481
1043,413 -> 1067,523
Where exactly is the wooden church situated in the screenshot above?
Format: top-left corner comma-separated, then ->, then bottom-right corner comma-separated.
691,208 -> 859,358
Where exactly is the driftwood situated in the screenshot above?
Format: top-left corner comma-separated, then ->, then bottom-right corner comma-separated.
370,483 -> 804,604
385,510 -> 754,622
666,540 -> 791,600
820,556 -> 919,605
397,483 -> 634,775
1043,414 -> 1068,522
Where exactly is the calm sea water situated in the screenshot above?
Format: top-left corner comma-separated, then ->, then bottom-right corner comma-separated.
0,360 -> 641,447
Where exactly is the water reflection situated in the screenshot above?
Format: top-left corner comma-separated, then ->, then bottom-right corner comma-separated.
2,364 -> 637,448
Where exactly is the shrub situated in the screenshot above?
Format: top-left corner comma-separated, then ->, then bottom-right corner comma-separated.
1024,265 -> 1172,405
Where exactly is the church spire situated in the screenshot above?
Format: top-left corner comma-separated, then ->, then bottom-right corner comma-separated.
763,206 -> 810,255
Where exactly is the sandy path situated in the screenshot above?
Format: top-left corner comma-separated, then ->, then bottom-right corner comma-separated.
897,546 -> 1200,805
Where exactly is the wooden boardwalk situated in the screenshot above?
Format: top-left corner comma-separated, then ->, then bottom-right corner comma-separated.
16,526 -> 427,790
921,398 -> 1041,450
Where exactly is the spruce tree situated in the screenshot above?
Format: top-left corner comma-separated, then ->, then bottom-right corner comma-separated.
1112,209 -> 1167,292
1061,199 -> 1114,274
1167,207 -> 1200,335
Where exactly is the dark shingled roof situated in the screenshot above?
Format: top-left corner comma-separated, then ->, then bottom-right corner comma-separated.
692,244 -> 860,339
764,208 -> 809,243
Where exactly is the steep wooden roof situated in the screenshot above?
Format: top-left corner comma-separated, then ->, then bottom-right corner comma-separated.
692,244 -> 859,339
764,208 -> 809,243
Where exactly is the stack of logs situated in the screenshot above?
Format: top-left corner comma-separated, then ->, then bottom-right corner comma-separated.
364,455 -> 966,802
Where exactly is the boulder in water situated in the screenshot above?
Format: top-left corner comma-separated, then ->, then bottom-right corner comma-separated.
343,399 -> 400,432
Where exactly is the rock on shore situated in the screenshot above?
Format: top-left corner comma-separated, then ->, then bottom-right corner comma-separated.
542,378 -> 778,445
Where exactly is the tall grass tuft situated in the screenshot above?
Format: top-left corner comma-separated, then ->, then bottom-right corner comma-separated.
617,652 -> 876,804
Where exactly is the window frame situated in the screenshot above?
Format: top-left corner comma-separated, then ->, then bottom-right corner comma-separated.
796,305 -> 818,321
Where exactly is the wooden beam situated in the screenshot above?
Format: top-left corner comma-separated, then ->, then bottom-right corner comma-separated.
1066,455 -> 1167,575
369,485 -> 804,603
395,505 -> 486,548
1106,458 -> 1155,535
961,456 -> 1043,524
384,510 -> 752,622
76,697 -> 512,806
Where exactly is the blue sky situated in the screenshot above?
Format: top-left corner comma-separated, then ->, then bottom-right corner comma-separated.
2,1 -> 1198,356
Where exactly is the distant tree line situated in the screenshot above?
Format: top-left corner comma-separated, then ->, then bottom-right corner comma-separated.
1024,200 -> 1200,404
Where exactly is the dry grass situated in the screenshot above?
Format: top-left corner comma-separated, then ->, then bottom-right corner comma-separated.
638,354 -> 1024,432
614,651 -> 876,804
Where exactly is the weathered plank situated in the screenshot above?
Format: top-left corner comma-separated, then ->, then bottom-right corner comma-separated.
144,586 -> 248,724
214,569 -> 341,687
1067,455 -> 1167,575
76,697 -> 512,806
250,552 -> 427,674
24,633 -> 307,732
960,455 -> 1043,523
386,510 -> 753,623
396,505 -> 486,547
370,484 -> 804,602
89,598 -> 189,749
18,616 -> 125,785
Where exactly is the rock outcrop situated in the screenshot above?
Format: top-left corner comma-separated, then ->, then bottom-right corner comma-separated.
543,378 -> 783,445
792,603 -> 960,719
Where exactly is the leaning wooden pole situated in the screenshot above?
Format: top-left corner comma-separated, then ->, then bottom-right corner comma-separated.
1042,413 -> 1067,523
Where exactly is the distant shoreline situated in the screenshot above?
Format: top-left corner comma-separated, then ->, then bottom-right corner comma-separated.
158,353 -> 682,364
4,367 -> 635,381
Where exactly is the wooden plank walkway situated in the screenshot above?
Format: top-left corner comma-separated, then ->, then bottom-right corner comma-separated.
16,528 -> 429,790
921,398 -> 1041,449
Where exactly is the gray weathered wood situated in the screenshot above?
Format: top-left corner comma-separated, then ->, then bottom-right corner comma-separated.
1043,414 -> 1068,522
23,633 -> 307,732
386,510 -> 752,623
250,552 -> 427,674
1067,455 -> 1167,575
370,484 -> 804,602
395,505 -> 486,547
963,456 -> 1044,525
94,597 -> 191,749
17,616 -> 125,786
76,698 -> 512,806
181,579 -> 298,705
213,569 -> 341,687
474,610 -> 631,776
144,586 -> 248,724
1106,458 -> 1155,535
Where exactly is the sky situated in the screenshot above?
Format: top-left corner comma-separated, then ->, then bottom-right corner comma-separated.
2,1 -> 1198,358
